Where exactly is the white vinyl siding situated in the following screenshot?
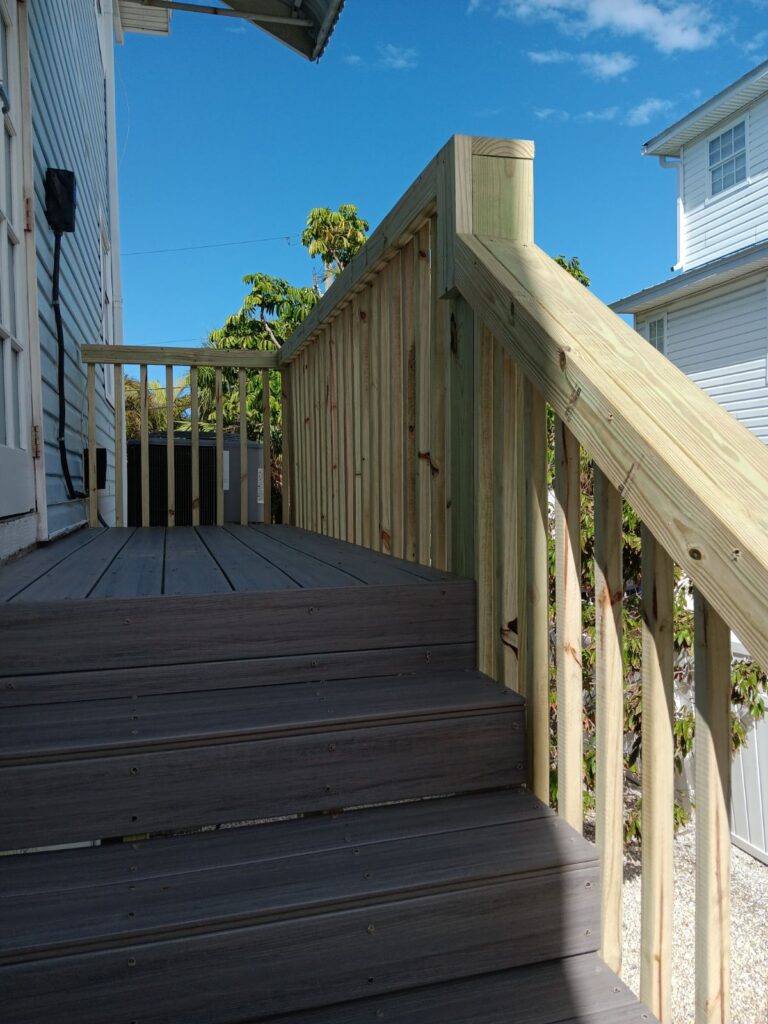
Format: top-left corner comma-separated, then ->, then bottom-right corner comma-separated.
682,95 -> 768,269
636,274 -> 768,443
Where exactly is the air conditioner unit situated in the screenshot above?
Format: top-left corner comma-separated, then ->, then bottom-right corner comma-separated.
126,434 -> 264,527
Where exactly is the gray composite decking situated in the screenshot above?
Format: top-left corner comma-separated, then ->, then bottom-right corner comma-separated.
0,524 -> 659,1024
0,525 -> 456,602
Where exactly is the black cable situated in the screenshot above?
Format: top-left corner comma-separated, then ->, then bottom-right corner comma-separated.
52,229 -> 86,504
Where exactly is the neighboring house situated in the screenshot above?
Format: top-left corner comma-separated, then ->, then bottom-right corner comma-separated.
612,60 -> 768,867
0,0 -> 343,562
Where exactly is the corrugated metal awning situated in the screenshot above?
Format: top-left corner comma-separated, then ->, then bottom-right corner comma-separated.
116,0 -> 344,60
643,58 -> 768,156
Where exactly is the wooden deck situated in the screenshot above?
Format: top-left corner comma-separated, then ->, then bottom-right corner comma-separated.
0,525 -> 455,601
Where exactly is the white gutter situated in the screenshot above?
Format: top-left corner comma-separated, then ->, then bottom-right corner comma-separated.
659,155 -> 685,271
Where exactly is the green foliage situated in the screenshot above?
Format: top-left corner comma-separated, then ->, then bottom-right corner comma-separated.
554,255 -> 591,288
124,374 -> 190,440
301,204 -> 369,279
547,257 -> 768,842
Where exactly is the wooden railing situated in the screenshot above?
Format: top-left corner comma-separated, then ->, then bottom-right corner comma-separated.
81,345 -> 278,528
279,135 -> 768,1023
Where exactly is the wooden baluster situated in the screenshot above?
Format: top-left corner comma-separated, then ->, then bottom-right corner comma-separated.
140,364 -> 149,528
389,254 -> 405,558
448,297 -> 475,580
640,526 -> 675,1022
369,282 -> 381,549
321,331 -> 331,535
166,365 -> 175,527
475,320 -> 496,677
360,289 -> 372,549
314,340 -> 324,534
281,368 -> 292,526
239,367 -> 248,526
430,215 -> 449,571
305,349 -> 316,532
190,366 -> 200,527
518,380 -> 549,803
594,467 -> 624,974
328,330 -> 340,538
342,305 -> 355,543
352,295 -> 364,546
87,363 -> 98,527
415,223 -> 431,565
496,349 -> 518,688
694,591 -> 731,1024
555,416 -> 583,831
215,367 -> 224,527
114,364 -> 124,527
262,367 -> 271,525
378,262 -> 393,555
402,237 -> 417,562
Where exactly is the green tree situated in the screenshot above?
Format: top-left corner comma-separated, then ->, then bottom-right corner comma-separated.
301,204 -> 369,283
124,374 -> 190,439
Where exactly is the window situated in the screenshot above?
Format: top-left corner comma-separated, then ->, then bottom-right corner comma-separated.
709,120 -> 747,197
647,317 -> 665,353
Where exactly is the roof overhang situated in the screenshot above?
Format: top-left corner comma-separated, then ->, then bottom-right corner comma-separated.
643,58 -> 768,157
610,240 -> 768,316
116,0 -> 344,60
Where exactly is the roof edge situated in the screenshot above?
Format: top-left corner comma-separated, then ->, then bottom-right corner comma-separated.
610,240 -> 768,314
643,58 -> 768,157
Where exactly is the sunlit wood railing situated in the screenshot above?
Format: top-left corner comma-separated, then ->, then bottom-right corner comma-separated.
278,135 -> 768,1023
81,345 -> 278,528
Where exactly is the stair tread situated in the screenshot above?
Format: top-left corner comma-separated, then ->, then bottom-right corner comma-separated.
0,791 -> 596,961
0,671 -> 522,761
260,954 -> 658,1024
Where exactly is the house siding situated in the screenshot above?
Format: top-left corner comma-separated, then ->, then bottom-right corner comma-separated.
636,273 -> 768,444
28,0 -> 115,535
682,94 -> 768,269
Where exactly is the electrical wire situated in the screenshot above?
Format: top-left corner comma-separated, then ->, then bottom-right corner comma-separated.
122,233 -> 299,257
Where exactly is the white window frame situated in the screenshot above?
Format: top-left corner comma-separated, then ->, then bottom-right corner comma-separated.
100,214 -> 115,405
706,115 -> 749,201
645,314 -> 667,354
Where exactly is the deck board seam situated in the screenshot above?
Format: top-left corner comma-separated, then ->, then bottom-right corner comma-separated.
193,526 -> 239,594
83,528 -> 137,600
245,525 -> 371,585
219,525 -> 310,588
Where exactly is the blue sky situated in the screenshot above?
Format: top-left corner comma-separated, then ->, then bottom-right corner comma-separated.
115,0 -> 768,348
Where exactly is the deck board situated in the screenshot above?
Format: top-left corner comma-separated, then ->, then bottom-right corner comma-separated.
197,526 -> 299,591
0,526 -> 465,601
163,527 -> 232,596
89,528 -> 166,599
12,529 -> 135,602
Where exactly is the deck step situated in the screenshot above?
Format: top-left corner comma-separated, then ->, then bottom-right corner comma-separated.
1,671 -> 525,850
0,791 -> 602,1024
261,954 -> 655,1024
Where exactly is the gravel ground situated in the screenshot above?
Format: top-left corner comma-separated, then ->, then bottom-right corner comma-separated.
618,821 -> 768,1023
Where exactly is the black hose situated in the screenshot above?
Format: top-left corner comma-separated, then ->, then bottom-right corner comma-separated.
52,230 -> 85,503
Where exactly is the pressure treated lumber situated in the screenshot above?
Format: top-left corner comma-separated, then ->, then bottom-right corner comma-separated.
166,365 -> 175,526
640,527 -> 675,1022
114,363 -> 124,526
139,363 -> 149,527
694,592 -> 731,1024
190,366 -> 200,526
81,344 -> 278,368
87,363 -> 98,527
594,467 -> 624,975
454,231 -> 768,674
555,417 -> 583,832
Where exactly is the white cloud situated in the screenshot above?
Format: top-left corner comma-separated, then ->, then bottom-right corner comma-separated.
527,48 -> 636,78
499,1 -> 720,53
343,54 -> 364,66
475,106 -> 505,117
625,96 -> 675,126
378,44 -> 418,70
579,105 -> 620,121
743,29 -> 768,54
467,0 -> 484,11
535,107 -> 571,120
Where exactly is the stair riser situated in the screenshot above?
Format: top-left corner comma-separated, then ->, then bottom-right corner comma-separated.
0,582 -> 475,675
0,868 -> 600,1024
2,711 -> 525,849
